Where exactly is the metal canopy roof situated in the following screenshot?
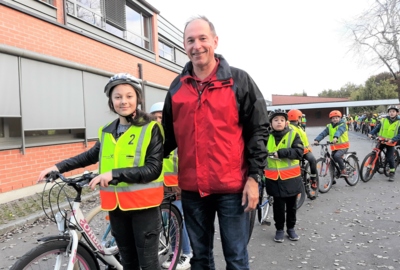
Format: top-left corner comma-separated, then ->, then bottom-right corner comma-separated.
267,99 -> 400,110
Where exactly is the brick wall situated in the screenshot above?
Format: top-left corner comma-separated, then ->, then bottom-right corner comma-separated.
0,4 -> 182,192
0,142 -> 98,193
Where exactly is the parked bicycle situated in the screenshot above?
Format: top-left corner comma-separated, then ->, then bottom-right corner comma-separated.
314,142 -> 360,193
296,158 -> 319,209
10,171 -> 183,270
360,136 -> 400,182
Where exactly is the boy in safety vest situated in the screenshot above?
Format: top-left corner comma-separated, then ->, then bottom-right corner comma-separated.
38,73 -> 164,269
150,102 -> 192,270
287,109 -> 318,200
301,114 -> 307,130
368,106 -> 400,181
264,109 -> 303,243
314,110 -> 350,183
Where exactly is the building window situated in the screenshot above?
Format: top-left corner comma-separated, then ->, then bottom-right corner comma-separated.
38,0 -> 54,5
0,118 -> 4,138
125,4 -> 151,50
159,41 -> 174,61
66,0 -> 151,50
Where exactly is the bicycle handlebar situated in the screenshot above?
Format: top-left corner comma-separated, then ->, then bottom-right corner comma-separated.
45,171 -> 118,186
313,141 -> 334,146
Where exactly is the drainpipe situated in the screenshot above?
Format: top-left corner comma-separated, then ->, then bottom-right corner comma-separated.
138,63 -> 145,111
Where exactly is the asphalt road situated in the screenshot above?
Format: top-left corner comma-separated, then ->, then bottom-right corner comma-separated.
1,127 -> 399,270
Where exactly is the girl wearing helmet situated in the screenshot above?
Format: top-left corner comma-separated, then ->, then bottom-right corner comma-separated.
314,110 -> 350,180
265,109 -> 304,242
38,73 -> 164,269
368,106 -> 400,181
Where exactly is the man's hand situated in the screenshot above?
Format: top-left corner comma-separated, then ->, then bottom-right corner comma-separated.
242,177 -> 259,212
332,138 -> 338,144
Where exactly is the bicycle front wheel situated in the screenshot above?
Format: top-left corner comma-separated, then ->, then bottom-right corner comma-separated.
316,158 -> 333,193
257,185 -> 271,225
360,153 -> 376,182
248,209 -> 256,244
303,162 -> 318,200
10,240 -> 98,270
159,203 -> 182,270
344,154 -> 360,186
296,182 -> 306,210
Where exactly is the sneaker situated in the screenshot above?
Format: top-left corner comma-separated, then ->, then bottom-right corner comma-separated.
161,253 -> 174,269
389,172 -> 395,182
274,230 -> 284,243
332,179 -> 336,185
287,228 -> 300,241
176,254 -> 191,270
340,169 -> 348,177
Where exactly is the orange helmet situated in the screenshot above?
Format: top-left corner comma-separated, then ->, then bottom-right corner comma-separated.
288,109 -> 303,121
329,110 -> 342,118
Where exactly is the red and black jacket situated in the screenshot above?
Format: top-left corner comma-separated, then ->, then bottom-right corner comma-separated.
162,54 -> 269,196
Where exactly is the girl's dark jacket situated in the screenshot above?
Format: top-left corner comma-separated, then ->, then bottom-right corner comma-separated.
265,126 -> 304,198
55,115 -> 164,184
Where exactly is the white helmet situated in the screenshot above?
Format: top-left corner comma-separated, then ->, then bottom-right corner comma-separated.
149,102 -> 164,113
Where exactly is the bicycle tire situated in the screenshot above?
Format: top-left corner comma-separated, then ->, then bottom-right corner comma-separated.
316,158 -> 333,193
303,162 -> 319,200
159,203 -> 182,270
296,181 -> 306,209
10,240 -> 98,270
257,185 -> 271,225
344,154 -> 360,186
248,209 -> 257,244
360,153 -> 376,182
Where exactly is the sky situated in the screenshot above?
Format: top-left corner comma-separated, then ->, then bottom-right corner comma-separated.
148,0 -> 386,100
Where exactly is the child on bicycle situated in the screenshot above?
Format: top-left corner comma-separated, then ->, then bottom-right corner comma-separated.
314,110 -> 350,183
368,106 -> 400,181
287,109 -> 318,199
38,73 -> 164,269
264,109 -> 303,243
150,102 -> 192,270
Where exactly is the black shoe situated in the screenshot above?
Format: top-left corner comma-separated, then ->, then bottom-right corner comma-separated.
332,180 -> 336,185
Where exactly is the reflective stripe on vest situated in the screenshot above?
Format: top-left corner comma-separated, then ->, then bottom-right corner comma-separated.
163,149 -> 178,187
290,124 -> 311,154
328,123 -> 349,151
378,118 -> 400,141
264,130 -> 301,180
98,121 -> 164,211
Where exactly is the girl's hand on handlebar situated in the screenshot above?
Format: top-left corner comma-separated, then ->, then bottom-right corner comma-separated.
89,171 -> 113,190
313,141 -> 319,145
37,166 -> 59,183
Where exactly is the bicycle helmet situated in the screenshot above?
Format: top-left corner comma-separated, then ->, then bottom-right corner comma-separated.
104,73 -> 142,99
288,109 -> 303,121
149,102 -> 164,114
104,73 -> 142,123
268,109 -> 287,122
387,106 -> 399,112
329,110 -> 342,118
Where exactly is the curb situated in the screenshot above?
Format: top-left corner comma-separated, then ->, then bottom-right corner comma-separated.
0,192 -> 99,235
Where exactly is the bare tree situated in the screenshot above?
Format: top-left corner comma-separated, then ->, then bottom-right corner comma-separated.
346,0 -> 400,100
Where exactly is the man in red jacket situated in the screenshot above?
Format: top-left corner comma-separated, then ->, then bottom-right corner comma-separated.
162,16 -> 269,270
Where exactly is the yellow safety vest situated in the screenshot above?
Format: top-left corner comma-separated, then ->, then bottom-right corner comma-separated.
328,123 -> 349,151
264,130 -> 301,180
163,149 -> 178,187
289,124 -> 311,154
378,118 -> 400,146
98,121 -> 164,211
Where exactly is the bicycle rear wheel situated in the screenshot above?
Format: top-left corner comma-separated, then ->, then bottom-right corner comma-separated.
316,158 -> 333,193
296,182 -> 306,209
360,153 -> 376,182
159,203 -> 182,270
10,240 -> 98,270
303,162 -> 318,200
257,184 -> 271,225
384,149 -> 399,176
344,154 -> 360,186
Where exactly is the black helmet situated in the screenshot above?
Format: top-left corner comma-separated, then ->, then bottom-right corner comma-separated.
268,109 -> 288,122
387,106 -> 399,113
104,73 -> 142,100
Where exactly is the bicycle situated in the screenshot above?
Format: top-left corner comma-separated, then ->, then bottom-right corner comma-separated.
85,192 -> 183,270
315,142 -> 360,193
10,171 -> 183,270
296,157 -> 319,209
360,136 -> 400,182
